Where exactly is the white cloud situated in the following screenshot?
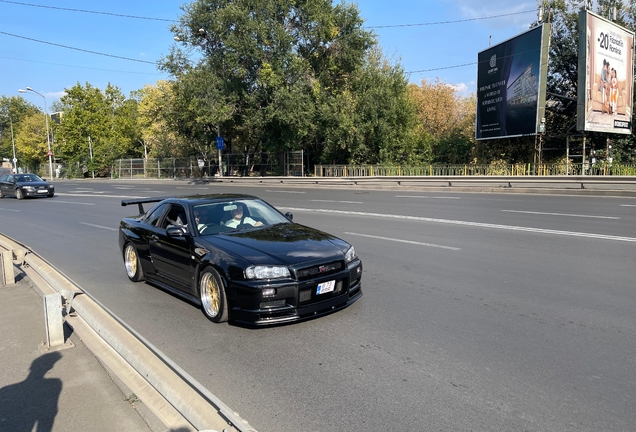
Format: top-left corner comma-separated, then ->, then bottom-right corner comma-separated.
449,82 -> 475,97
45,91 -> 67,100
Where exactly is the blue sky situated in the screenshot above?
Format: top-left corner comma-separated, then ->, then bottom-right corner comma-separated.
0,0 -> 539,112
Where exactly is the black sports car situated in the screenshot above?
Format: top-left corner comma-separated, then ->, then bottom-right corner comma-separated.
118,194 -> 362,326
0,173 -> 55,199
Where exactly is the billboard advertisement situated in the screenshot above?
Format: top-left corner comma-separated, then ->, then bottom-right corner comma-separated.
577,10 -> 634,134
476,24 -> 550,140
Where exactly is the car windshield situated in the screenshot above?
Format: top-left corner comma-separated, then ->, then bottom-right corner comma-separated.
194,199 -> 290,235
15,174 -> 43,182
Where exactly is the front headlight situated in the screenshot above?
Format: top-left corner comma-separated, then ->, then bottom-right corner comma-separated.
23,186 -> 35,191
245,265 -> 290,280
344,246 -> 357,263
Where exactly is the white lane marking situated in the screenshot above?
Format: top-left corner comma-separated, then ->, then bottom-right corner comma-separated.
620,204 -> 636,207
344,232 -> 461,250
0,208 -> 21,212
265,190 -> 306,194
395,195 -> 461,199
311,199 -> 364,204
81,222 -> 118,231
55,193 -> 147,199
176,187 -> 210,190
502,209 -> 619,220
69,190 -> 106,194
279,207 -> 636,243
47,200 -> 96,205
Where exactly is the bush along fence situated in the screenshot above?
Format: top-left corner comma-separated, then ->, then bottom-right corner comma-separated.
314,162 -> 636,177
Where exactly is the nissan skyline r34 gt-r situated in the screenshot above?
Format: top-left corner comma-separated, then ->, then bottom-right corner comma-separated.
118,194 -> 362,326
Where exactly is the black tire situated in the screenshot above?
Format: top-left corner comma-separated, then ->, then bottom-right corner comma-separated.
47,192 -> 54,198
123,242 -> 144,282
15,188 -> 23,200
199,267 -> 228,323
0,188 -> 4,198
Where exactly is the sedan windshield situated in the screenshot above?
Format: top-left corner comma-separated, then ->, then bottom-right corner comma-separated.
15,174 -> 43,182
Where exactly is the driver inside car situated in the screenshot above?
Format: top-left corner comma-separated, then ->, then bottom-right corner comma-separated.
224,205 -> 263,228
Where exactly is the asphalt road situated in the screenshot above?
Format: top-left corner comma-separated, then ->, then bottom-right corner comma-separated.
1,180 -> 635,432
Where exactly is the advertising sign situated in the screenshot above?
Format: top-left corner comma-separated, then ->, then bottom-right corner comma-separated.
577,10 -> 634,134
476,25 -> 550,140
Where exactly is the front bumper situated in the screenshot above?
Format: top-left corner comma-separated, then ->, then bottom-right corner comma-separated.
21,187 -> 54,197
230,259 -> 363,326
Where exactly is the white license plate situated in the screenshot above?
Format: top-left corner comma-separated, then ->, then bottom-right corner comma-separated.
316,280 -> 335,295
37,189 -> 47,194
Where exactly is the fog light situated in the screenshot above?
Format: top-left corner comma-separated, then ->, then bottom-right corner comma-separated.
262,288 -> 276,297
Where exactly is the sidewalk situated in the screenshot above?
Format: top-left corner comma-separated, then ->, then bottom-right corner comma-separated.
0,278 -> 162,432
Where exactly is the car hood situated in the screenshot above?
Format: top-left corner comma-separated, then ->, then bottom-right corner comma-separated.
206,223 -> 349,266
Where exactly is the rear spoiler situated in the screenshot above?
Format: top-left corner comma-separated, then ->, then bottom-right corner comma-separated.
121,197 -> 167,215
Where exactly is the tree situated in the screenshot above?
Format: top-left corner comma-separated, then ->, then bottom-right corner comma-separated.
132,81 -> 188,158
0,96 -> 39,165
55,83 -> 141,175
409,79 -> 476,164
13,112 -> 49,170
160,0 -> 378,164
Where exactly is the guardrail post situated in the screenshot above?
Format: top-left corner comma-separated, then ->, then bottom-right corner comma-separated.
43,293 -> 66,349
1,250 -> 15,286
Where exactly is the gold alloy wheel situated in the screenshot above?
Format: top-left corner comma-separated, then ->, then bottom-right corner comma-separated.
124,244 -> 138,279
201,272 -> 220,318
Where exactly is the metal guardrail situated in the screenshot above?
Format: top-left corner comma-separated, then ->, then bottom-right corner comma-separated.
210,175 -> 636,192
0,233 -> 257,432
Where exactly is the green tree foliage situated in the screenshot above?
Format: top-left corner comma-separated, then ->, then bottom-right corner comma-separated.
132,81 -> 188,158
161,0 -> 422,165
55,83 -> 141,175
14,112 -> 49,168
0,96 -> 39,165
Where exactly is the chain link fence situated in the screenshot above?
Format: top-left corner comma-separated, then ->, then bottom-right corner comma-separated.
111,151 -> 305,179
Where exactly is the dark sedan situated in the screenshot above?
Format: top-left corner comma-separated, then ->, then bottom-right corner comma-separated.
118,194 -> 362,326
0,173 -> 55,199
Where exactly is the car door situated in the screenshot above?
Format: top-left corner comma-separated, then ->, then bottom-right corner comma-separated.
0,175 -> 8,195
2,175 -> 16,195
147,203 -> 195,292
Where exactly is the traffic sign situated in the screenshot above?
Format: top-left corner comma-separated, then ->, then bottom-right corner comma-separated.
12,158 -> 17,163
46,150 -> 54,157
216,136 -> 225,150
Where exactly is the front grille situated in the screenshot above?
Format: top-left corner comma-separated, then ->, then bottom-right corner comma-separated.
296,261 -> 343,280
299,279 -> 345,304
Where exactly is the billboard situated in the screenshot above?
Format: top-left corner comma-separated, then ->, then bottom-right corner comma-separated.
476,24 -> 550,140
577,10 -> 634,134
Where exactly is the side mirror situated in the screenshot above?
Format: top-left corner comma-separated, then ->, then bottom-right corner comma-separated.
166,225 -> 186,237
285,212 -> 293,221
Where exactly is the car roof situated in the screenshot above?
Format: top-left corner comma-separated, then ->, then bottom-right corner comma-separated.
122,194 -> 263,215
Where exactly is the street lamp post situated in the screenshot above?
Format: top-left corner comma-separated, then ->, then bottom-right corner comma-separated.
19,87 -> 53,181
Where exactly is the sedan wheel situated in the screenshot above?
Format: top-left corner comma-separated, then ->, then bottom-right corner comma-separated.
199,268 -> 228,323
0,188 -> 3,198
15,188 -> 23,200
124,243 -> 144,282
